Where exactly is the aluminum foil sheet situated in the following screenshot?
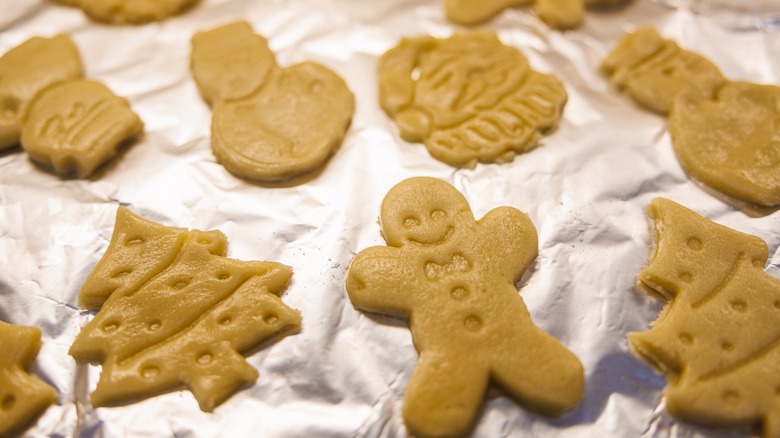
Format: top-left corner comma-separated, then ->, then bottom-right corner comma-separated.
2,0 -> 780,436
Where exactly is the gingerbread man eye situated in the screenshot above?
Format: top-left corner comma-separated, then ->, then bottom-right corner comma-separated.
404,217 -> 421,228
430,210 -> 446,220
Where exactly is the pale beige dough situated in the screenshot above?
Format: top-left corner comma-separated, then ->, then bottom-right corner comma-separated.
55,0 -> 200,24
191,21 -> 354,181
22,80 -> 144,178
603,27 -> 780,207
346,177 -> 584,438
444,0 -> 622,29
633,198 -> 780,438
70,207 -> 301,411
0,321 -> 59,438
0,35 -> 82,150
379,33 -> 566,168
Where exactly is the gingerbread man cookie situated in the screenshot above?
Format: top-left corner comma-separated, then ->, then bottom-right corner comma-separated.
444,0 -> 623,29
346,177 -> 584,438
379,33 -> 566,168
603,28 -> 780,207
54,0 -> 200,24
191,21 -> 354,182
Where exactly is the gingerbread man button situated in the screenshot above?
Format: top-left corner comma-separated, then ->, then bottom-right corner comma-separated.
346,177 -> 584,438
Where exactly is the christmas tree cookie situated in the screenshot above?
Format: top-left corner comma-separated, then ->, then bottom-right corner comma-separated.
70,207 -> 300,411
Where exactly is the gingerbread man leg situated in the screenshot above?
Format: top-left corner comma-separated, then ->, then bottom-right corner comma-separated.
490,324 -> 584,415
402,350 -> 488,437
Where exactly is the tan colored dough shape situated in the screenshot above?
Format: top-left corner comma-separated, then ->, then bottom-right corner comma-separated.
69,207 -> 301,411
0,35 -> 82,150
669,82 -> 780,207
191,21 -> 355,182
55,0 -> 200,24
444,0 -> 621,29
632,198 -> 780,438
346,177 -> 584,438
0,321 -> 58,438
379,33 -> 566,168
21,79 -> 144,178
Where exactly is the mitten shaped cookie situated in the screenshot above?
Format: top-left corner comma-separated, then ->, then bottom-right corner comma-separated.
70,207 -> 301,411
0,321 -> 58,438
191,21 -> 354,182
633,198 -> 780,438
602,28 -> 780,207
346,177 -> 584,438
53,0 -> 200,24
379,33 -> 566,168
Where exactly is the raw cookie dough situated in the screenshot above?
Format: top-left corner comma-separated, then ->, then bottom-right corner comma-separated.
54,0 -> 200,24
22,79 -> 144,178
633,198 -> 780,438
69,207 -> 301,411
0,321 -> 58,438
191,21 -> 354,182
379,32 -> 566,168
444,0 -> 622,29
346,177 -> 584,438
0,35 -> 82,150
603,27 -> 780,207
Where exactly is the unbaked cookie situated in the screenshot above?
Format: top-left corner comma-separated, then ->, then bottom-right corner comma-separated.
0,321 -> 58,438
0,35 -> 82,150
191,21 -> 354,182
379,33 -> 566,167
70,207 -> 301,411
633,198 -> 780,437
346,177 -> 584,438
444,0 -> 622,29
22,80 -> 143,178
603,27 -> 780,207
54,0 -> 200,24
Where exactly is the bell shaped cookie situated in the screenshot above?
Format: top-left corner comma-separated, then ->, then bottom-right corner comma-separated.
191,21 -> 354,182
633,198 -> 780,437
22,80 -> 143,178
380,33 -> 566,168
0,35 -> 82,150
54,0 -> 200,24
603,28 -> 780,207
346,177 -> 584,438
70,207 -> 301,411
0,321 -> 58,438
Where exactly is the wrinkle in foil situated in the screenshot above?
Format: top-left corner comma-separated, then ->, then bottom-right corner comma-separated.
1,0 -> 779,437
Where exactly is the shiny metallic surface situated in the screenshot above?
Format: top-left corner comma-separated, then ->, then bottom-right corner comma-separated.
1,0 -> 778,437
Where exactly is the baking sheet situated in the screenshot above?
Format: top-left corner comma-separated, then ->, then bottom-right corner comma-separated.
1,0 -> 780,436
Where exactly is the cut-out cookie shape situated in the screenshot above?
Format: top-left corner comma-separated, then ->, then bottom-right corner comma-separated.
0,321 -> 58,438
54,0 -> 200,24
602,28 -> 780,207
22,80 -> 143,177
633,198 -> 780,437
346,177 -> 584,438
444,0 -> 623,29
0,35 -> 82,150
191,21 -> 354,182
69,207 -> 301,411
379,32 -> 566,168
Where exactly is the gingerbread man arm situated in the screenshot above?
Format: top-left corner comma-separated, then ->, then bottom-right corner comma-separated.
346,246 -> 419,318
476,206 -> 539,282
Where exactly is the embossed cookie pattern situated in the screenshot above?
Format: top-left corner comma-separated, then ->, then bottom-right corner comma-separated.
0,35 -> 143,178
633,198 -> 780,437
54,0 -> 200,24
444,0 -> 623,29
346,177 -> 584,438
379,33 -> 566,168
69,207 -> 301,411
602,27 -> 780,207
0,321 -> 58,438
191,21 -> 354,182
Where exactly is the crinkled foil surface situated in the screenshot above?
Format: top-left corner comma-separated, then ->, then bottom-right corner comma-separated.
2,0 -> 780,437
